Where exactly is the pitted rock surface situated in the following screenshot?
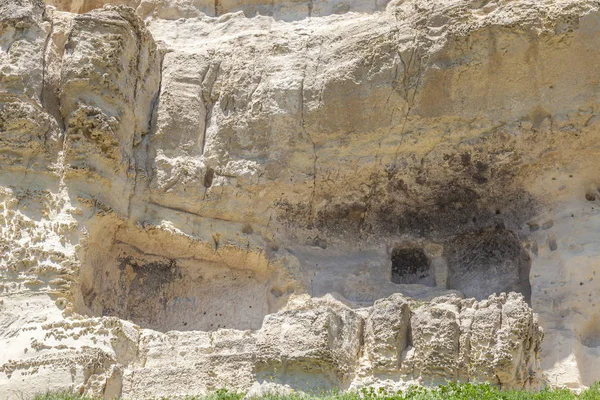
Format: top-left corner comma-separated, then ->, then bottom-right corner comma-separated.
1,0 -> 599,397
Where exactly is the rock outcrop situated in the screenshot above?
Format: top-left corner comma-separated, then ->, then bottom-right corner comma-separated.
1,0 -> 599,397
0,291 -> 543,398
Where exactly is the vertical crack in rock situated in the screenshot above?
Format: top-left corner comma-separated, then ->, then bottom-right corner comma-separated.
300,41 -> 319,219
40,8 -> 53,108
142,51 -> 165,186
300,75 -> 318,218
392,34 -> 427,163
200,60 -> 220,157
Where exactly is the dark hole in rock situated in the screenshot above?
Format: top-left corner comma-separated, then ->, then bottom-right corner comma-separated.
242,224 -> 253,234
549,235 -> 558,251
391,247 -> 434,286
586,192 -> 596,202
444,227 -> 531,302
203,167 -> 215,188
310,236 -> 327,249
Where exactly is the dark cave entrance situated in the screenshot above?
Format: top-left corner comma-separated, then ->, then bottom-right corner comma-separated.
391,247 -> 435,286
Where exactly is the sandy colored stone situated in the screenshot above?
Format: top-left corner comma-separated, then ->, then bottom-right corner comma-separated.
256,295 -> 363,387
364,293 -> 411,372
1,0 -> 600,397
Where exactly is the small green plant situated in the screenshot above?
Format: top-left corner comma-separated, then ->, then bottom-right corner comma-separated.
33,392 -> 89,400
580,383 -> 600,400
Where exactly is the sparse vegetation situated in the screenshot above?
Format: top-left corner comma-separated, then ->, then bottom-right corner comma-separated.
33,393 -> 90,400
32,383 -> 600,400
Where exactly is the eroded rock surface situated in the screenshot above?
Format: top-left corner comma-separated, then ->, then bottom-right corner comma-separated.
1,0 -> 599,397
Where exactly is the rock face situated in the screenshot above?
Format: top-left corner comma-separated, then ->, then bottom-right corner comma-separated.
0,0 -> 599,397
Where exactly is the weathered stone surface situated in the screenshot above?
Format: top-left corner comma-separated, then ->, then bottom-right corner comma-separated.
123,329 -> 258,398
1,0 -> 599,397
364,294 -> 411,372
0,0 -> 61,172
256,295 -> 363,386
404,293 -> 543,389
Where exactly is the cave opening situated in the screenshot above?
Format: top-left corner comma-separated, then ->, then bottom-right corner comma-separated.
390,247 -> 435,286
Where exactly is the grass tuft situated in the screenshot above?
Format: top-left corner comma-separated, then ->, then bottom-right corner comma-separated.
33,392 -> 88,400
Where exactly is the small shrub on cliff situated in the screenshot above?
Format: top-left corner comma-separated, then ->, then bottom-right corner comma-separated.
207,389 -> 245,400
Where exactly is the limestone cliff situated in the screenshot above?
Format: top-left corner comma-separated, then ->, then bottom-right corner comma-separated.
0,0 -> 598,398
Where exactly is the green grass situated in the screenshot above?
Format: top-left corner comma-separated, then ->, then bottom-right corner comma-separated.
32,383 -> 600,400
33,393 -> 89,400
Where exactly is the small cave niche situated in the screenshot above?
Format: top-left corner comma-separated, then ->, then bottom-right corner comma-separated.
444,227 -> 531,302
390,247 -> 435,286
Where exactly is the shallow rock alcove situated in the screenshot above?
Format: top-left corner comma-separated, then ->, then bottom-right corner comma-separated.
72,221 -> 293,332
444,227 -> 532,302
